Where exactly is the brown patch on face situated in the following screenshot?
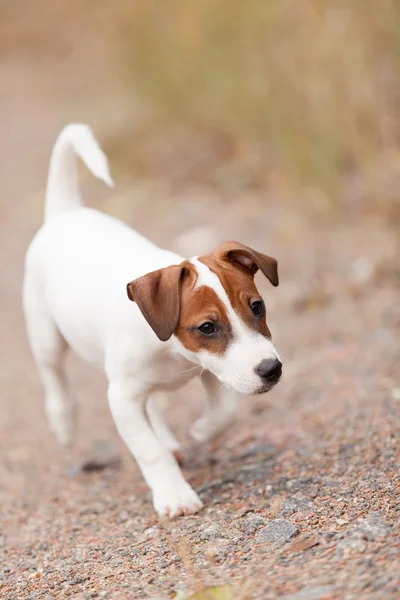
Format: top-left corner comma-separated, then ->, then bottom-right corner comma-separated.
199,243 -> 275,339
174,267 -> 233,354
127,259 -> 233,351
127,243 -> 277,350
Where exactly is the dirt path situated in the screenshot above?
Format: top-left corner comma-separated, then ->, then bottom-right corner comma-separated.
0,4 -> 399,598
1,172 -> 399,599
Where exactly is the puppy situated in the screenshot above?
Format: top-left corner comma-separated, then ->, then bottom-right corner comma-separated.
23,124 -> 282,517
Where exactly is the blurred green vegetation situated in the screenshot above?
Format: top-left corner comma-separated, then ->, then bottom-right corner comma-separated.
114,0 -> 400,207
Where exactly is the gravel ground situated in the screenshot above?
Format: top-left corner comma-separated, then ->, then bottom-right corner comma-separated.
1,185 -> 399,599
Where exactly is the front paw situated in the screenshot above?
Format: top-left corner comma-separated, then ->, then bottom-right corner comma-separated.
190,416 -> 214,442
153,482 -> 203,518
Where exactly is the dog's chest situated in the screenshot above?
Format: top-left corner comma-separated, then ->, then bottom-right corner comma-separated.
147,349 -> 200,392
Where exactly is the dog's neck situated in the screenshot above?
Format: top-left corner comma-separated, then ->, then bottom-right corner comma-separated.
142,343 -> 200,394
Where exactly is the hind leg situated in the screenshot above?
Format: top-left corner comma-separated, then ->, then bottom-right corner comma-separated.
23,284 -> 76,447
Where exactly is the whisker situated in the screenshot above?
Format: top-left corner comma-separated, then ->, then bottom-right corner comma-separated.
216,382 -> 227,395
174,364 -> 202,378
160,348 -> 174,357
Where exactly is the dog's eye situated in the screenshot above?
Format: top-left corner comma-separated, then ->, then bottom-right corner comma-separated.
251,300 -> 264,317
198,322 -> 216,335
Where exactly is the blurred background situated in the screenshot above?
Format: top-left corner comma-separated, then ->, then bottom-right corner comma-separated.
1,2 -> 399,597
3,0 -> 400,211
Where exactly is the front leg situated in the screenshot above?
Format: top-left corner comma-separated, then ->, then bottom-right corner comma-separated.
146,397 -> 184,465
107,379 -> 203,518
190,370 -> 238,443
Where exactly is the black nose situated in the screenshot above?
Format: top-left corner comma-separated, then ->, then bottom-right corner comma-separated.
255,358 -> 282,383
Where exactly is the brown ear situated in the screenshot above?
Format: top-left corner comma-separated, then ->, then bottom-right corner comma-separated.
126,265 -> 187,341
218,241 -> 279,287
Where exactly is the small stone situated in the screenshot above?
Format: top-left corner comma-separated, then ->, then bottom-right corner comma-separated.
28,572 -> 41,580
240,515 -> 266,533
143,527 -> 158,539
348,257 -> 374,285
284,585 -> 334,600
335,511 -> 390,556
280,497 -> 314,516
235,443 -> 278,461
336,534 -> 366,557
257,519 -> 299,546
69,577 -> 87,585
356,511 -> 391,540
200,523 -> 229,541
118,510 -> 129,523
391,388 -> 400,401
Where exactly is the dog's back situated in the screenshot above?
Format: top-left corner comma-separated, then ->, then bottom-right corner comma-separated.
23,125 -> 181,367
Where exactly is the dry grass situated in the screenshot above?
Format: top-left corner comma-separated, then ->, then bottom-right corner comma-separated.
2,0 -> 400,208
113,0 -> 400,204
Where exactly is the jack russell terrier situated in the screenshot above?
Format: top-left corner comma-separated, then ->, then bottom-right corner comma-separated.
23,124 -> 282,518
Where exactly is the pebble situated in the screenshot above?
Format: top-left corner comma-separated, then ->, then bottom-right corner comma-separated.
257,519 -> 299,546
143,527 -> 159,540
200,523 -> 229,541
280,497 -> 314,516
390,388 -> 400,401
356,511 -> 391,541
69,577 -> 87,585
118,510 -> 129,523
240,515 -> 266,533
336,535 -> 366,557
336,511 -> 391,556
284,585 -> 334,600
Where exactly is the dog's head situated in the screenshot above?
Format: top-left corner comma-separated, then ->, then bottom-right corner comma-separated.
127,242 -> 282,395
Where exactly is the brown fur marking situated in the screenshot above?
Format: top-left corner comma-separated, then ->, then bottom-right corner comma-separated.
127,242 -> 277,350
199,245 -> 273,339
174,268 -> 233,354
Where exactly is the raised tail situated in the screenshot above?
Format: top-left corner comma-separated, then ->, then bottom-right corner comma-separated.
44,123 -> 113,221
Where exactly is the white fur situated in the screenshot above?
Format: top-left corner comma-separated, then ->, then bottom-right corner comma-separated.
23,124 -> 279,518
176,259 -> 280,394
45,124 -> 113,221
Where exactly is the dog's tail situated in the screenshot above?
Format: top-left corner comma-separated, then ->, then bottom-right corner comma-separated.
45,123 -> 113,222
